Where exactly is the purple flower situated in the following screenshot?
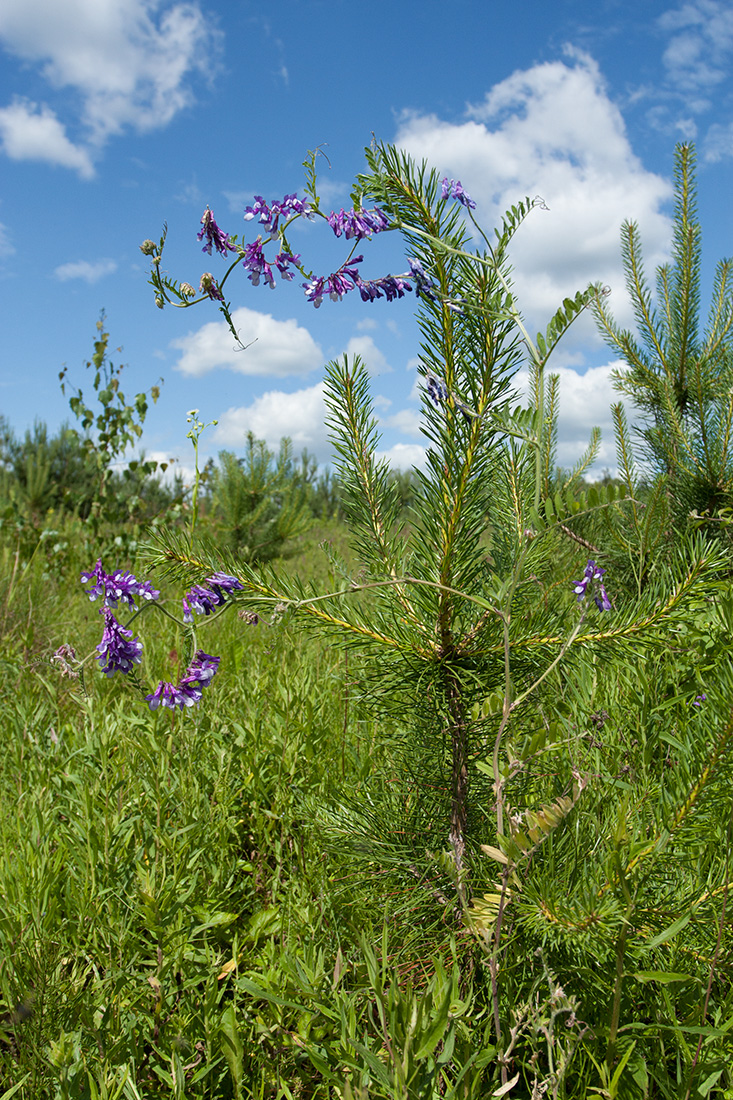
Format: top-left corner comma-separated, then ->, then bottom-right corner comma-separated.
81,560 -> 160,610
197,207 -> 237,257
182,573 -> 243,623
407,258 -> 439,301
145,680 -> 202,711
145,650 -> 221,712
594,584 -> 612,612
426,373 -> 448,407
275,251 -> 300,280
693,694 -> 707,707
573,560 -> 611,612
357,274 -> 413,303
199,273 -> 224,301
96,609 -> 143,677
244,194 -> 312,234
440,178 -> 477,210
327,207 -> 390,240
242,238 -> 275,288
182,650 -> 221,687
303,257 -> 364,307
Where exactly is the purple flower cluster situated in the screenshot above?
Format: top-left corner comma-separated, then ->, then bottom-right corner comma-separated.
357,274 -> 412,303
573,560 -> 611,612
146,651 -> 221,711
693,693 -> 707,707
197,207 -> 237,257
303,258 -> 364,307
327,206 -> 390,240
426,373 -> 448,407
441,178 -> 477,210
81,560 -> 160,610
182,572 -> 244,623
242,239 -> 300,288
96,608 -> 143,677
243,194 -> 312,234
408,258 -> 439,301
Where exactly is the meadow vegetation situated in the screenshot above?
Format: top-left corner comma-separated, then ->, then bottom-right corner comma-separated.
0,142 -> 732,1098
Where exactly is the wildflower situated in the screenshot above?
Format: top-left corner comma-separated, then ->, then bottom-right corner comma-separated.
242,238 -> 275,287
426,373 -> 448,407
96,609 -> 143,677
140,239 -> 157,256
199,273 -> 224,301
407,258 -> 438,301
81,561 -> 159,610
182,650 -> 221,687
145,680 -> 201,711
693,694 -> 707,706
357,274 -> 412,303
145,650 -> 221,712
573,559 -> 611,611
594,584 -> 612,612
303,257 -> 364,306
440,178 -> 477,210
244,194 -> 312,234
327,207 -> 390,240
275,251 -> 300,280
179,282 -> 196,298
182,573 -> 242,623
197,207 -> 237,256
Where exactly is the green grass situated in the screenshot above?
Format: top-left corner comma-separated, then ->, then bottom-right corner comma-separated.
1,527 -> 732,1099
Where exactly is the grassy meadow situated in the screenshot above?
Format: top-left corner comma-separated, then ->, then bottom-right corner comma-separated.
1,508 -> 732,1099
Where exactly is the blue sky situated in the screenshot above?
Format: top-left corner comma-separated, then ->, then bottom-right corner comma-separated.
1,0 -> 733,480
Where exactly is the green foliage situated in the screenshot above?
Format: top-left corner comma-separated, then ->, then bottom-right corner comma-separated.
211,433 -> 313,561
594,143 -> 733,535
59,312 -> 168,533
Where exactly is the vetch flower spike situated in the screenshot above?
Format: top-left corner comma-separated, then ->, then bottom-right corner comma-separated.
96,609 -> 143,677
573,559 -> 611,612
197,207 -> 237,257
440,177 -> 477,210
81,560 -> 159,610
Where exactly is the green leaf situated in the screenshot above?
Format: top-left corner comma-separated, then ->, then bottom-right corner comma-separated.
646,911 -> 692,949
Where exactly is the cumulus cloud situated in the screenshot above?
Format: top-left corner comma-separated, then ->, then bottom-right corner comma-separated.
376,443 -> 427,470
213,382 -> 329,459
54,258 -> 118,282
0,0 -> 217,168
394,50 -> 671,343
171,306 -> 323,378
659,0 -> 733,94
0,98 -> 95,177
513,362 -> 624,474
344,335 -> 392,376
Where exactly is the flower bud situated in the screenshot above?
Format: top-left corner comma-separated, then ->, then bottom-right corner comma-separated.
140,239 -> 157,256
180,282 -> 196,298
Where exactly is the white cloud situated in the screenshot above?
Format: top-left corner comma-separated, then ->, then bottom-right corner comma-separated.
513,362 -> 624,473
394,51 -> 672,344
54,258 -> 118,282
381,408 -> 423,437
376,443 -> 427,470
213,381 -> 329,459
658,0 -> 733,93
344,335 -> 391,376
0,0 -> 217,163
171,306 -> 323,378
0,98 -> 94,177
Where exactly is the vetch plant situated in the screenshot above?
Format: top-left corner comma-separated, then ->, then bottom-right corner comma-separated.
77,556 -> 247,713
